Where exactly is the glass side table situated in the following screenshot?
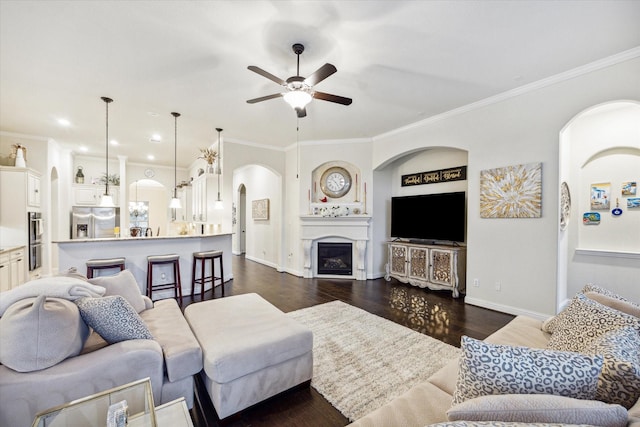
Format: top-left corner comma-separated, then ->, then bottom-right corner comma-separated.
31,378 -> 185,427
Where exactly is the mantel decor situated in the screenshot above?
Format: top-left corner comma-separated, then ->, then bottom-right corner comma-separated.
252,198 -> 269,220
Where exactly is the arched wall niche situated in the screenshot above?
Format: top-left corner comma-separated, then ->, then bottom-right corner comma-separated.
557,100 -> 640,310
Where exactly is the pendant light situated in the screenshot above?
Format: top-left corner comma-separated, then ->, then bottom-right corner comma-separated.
214,127 -> 223,210
99,96 -> 115,207
169,112 -> 182,209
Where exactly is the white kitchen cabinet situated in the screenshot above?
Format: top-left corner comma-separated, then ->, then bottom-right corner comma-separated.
191,174 -> 218,223
177,186 -> 192,222
73,184 -> 119,206
27,173 -> 41,207
386,241 -> 466,298
0,167 -> 41,281
0,246 -> 27,291
0,253 -> 10,292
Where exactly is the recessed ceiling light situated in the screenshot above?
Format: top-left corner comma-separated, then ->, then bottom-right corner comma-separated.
110,139 -> 119,146
150,134 -> 162,143
79,146 -> 89,152
148,112 -> 159,117
58,118 -> 71,127
147,154 -> 155,160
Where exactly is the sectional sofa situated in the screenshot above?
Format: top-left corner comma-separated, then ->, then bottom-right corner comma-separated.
0,270 -> 202,427
349,284 -> 640,427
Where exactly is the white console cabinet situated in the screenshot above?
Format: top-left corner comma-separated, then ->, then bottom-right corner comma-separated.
386,241 -> 466,298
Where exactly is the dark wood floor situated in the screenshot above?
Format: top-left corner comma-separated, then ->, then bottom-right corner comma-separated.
185,255 -> 514,427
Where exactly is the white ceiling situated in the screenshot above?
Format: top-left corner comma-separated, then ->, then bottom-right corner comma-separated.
1,1 -> 639,168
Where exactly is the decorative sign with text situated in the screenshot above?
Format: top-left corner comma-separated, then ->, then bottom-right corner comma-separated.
402,166 -> 467,187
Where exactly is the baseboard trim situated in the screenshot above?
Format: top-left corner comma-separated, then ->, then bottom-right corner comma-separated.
464,297 -> 550,320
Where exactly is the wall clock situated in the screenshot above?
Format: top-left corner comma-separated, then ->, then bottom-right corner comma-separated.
320,166 -> 352,199
144,168 -> 155,178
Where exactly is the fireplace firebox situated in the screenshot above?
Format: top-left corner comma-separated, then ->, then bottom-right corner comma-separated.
317,242 -> 352,275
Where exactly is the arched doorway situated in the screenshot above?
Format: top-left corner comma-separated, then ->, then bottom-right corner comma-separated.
557,100 -> 640,310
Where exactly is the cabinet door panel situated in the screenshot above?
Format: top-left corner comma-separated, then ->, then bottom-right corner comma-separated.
389,244 -> 407,276
408,247 -> 428,280
429,249 -> 453,285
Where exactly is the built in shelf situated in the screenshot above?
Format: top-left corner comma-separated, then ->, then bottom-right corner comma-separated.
575,248 -> 640,259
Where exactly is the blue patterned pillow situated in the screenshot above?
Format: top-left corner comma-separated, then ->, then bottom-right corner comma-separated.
583,326 -> 640,409
76,296 -> 153,344
452,336 -> 602,406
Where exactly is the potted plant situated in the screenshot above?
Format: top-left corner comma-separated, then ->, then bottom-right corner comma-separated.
199,148 -> 217,173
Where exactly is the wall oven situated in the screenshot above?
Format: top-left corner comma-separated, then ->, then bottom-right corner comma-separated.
28,211 -> 43,271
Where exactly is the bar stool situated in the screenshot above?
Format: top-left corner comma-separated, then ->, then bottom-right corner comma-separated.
86,257 -> 126,279
146,254 -> 182,304
191,250 -> 224,300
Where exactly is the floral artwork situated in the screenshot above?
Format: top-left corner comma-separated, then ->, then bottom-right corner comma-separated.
590,183 -> 610,210
252,198 -> 269,220
480,162 -> 542,218
622,181 -> 637,196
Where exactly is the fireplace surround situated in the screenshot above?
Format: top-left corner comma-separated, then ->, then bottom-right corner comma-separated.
300,215 -> 371,280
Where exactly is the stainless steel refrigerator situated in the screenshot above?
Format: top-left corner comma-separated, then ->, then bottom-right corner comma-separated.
71,207 -> 120,239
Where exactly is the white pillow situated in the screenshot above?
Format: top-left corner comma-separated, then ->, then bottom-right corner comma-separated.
447,394 -> 627,426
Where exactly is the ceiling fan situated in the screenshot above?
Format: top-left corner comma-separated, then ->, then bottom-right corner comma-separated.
247,43 -> 352,118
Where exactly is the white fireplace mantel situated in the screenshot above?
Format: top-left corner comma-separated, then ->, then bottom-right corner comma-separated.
300,215 -> 371,280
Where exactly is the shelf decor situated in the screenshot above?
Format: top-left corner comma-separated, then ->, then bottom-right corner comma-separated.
252,198 -> 269,220
480,162 -> 542,218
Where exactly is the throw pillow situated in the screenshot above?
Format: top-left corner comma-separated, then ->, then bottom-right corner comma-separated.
583,326 -> 640,409
582,283 -> 638,305
447,394 -> 627,425
0,295 -> 89,372
452,336 -> 602,406
88,270 -> 146,313
547,293 -> 640,353
75,296 -> 153,344
584,292 -> 640,318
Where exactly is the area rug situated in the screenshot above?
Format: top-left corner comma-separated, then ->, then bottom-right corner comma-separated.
286,300 -> 460,421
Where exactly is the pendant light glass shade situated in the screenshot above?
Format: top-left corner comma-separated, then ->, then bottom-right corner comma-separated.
99,97 -> 115,207
170,112 -> 182,209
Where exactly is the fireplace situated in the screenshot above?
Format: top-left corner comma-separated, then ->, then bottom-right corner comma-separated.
317,242 -> 352,275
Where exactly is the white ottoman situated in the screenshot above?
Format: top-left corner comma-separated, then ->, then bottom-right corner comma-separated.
184,293 -> 313,419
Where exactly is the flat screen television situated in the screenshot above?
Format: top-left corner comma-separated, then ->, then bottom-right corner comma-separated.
390,192 -> 466,243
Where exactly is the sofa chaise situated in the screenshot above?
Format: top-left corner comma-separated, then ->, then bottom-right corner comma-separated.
0,270 -> 202,427
349,284 -> 640,427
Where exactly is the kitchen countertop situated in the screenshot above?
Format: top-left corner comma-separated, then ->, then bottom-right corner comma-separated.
0,245 -> 25,253
53,233 -> 231,244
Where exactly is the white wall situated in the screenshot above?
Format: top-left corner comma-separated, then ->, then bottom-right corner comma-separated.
371,56 -> 640,318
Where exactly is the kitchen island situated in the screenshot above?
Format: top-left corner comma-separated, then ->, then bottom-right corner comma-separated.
55,233 -> 232,298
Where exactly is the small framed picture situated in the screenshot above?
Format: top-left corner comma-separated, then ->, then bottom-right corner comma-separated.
622,182 -> 637,196
590,183 -> 610,210
252,198 -> 269,220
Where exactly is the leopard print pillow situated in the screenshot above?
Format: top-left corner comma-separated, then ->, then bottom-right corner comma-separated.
584,326 -> 640,409
547,293 -> 640,353
452,336 -> 602,406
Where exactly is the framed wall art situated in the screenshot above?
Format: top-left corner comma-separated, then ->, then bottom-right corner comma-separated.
590,183 -> 610,210
480,162 -> 542,218
252,198 -> 269,220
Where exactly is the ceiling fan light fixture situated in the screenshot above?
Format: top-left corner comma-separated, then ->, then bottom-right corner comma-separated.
283,90 -> 312,110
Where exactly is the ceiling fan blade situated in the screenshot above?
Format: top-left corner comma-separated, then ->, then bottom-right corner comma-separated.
247,66 -> 286,86
296,107 -> 307,118
304,63 -> 337,86
313,91 -> 353,106
246,93 -> 283,104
